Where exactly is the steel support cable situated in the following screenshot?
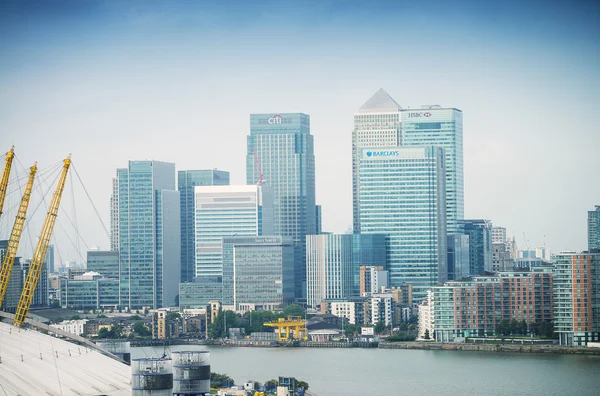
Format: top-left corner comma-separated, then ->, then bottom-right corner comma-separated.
69,171 -> 82,266
71,163 -> 110,239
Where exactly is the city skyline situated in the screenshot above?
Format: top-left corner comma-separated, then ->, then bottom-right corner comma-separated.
1,0 -> 599,259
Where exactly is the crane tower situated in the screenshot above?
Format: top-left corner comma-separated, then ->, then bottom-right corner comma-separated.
13,155 -> 71,327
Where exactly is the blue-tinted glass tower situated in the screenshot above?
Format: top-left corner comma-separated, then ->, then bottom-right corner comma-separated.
178,170 -> 229,283
401,107 -> 463,233
114,161 -> 180,309
359,147 -> 447,300
247,113 -> 316,300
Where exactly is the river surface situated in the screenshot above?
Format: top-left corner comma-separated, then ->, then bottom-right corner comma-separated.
132,344 -> 600,396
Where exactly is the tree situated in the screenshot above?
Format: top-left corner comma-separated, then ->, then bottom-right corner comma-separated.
424,329 -> 430,340
297,380 -> 309,390
167,311 -> 181,321
211,373 -> 234,388
208,310 -> 239,339
71,315 -> 82,320
264,379 -> 278,388
133,321 -> 151,337
282,304 -> 305,318
97,314 -> 107,318
97,328 -> 110,338
129,315 -> 142,321
374,321 -> 386,334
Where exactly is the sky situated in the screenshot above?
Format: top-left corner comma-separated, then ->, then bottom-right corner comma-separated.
0,0 -> 598,263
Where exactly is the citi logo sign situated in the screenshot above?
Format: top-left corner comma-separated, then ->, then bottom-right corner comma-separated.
408,112 -> 432,118
268,115 -> 282,124
366,151 -> 399,157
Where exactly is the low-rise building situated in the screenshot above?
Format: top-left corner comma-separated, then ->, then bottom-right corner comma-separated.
51,319 -> 89,336
431,267 -> 553,342
320,297 -> 368,325
151,309 -> 180,339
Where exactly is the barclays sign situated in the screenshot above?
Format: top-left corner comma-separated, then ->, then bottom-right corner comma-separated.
366,150 -> 399,158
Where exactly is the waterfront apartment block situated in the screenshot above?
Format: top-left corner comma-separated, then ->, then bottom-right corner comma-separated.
589,206 -> 600,251
553,252 -> 600,346
247,113 -> 316,299
178,169 -> 230,283
359,265 -> 388,296
306,234 -> 386,308
358,146 -> 447,300
320,298 -> 368,325
429,268 -> 553,342
194,185 -> 273,279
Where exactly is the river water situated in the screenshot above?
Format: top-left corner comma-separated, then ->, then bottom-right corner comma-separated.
132,344 -> 600,396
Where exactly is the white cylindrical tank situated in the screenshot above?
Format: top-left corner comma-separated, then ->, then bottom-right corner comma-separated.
172,350 -> 211,395
132,358 -> 173,396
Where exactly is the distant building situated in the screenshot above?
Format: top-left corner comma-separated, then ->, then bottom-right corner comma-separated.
178,277 -> 223,310
369,292 -> 394,327
86,250 -> 119,279
178,169 -> 230,283
0,240 -> 22,313
447,234 -> 470,280
418,291 -> 433,339
320,298 -> 368,325
50,319 -> 89,336
112,160 -> 181,309
359,265 -> 388,296
553,252 -> 600,346
491,227 -> 506,244
22,257 -> 49,309
151,309 -> 179,339
430,267 -> 553,342
194,185 -> 273,279
352,89 -> 402,233
359,146 -> 447,300
315,205 -> 322,235
60,273 -> 119,310
247,113 -> 316,300
306,234 -> 386,308
492,243 -> 514,272
461,219 -> 493,275
589,206 -> 600,252
222,236 -> 294,311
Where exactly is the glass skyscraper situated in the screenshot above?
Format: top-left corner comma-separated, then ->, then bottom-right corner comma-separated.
112,161 -> 180,309
352,89 -> 402,233
460,219 -> 493,275
194,185 -> 273,279
178,169 -> 230,283
359,146 -> 447,300
401,107 -> 464,233
247,113 -> 316,299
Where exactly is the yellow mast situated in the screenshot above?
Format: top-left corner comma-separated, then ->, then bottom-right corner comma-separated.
13,155 -> 71,327
0,163 -> 37,308
0,146 -> 16,219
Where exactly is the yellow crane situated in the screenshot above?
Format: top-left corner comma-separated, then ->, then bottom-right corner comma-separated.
0,163 -> 37,308
13,155 -> 71,327
264,316 -> 308,341
0,146 -> 16,219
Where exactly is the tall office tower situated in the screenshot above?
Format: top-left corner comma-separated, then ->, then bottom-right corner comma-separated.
47,245 -> 55,274
359,147 -> 447,300
178,170 -> 230,283
194,185 -> 273,279
22,257 -> 49,308
315,205 -> 322,235
589,206 -> 600,252
113,161 -> 180,309
352,89 -> 402,232
491,227 -> 507,244
447,234 -> 470,280
0,240 -> 22,313
222,236 -> 294,310
554,252 -> 600,346
461,220 -> 493,275
87,250 -> 119,279
110,177 -> 119,251
401,106 -> 464,233
247,113 -> 316,299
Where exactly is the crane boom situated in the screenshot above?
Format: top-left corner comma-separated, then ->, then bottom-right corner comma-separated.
13,155 -> 71,327
0,145 -> 16,219
0,163 -> 37,309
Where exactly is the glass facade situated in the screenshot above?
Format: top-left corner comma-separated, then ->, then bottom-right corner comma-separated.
87,250 -> 119,279
247,113 -> 316,299
358,146 -> 447,300
401,108 -> 464,233
588,206 -> 600,251
114,161 -> 180,309
0,240 -> 22,313
179,276 -> 223,310
306,233 -> 386,308
194,185 -> 273,278
178,170 -> 230,283
60,277 -> 119,310
460,219 -> 493,275
221,236 -> 294,310
352,89 -> 402,233
447,234 -> 470,280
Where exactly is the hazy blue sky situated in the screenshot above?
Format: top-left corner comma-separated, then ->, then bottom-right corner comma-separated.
1,0 -> 598,263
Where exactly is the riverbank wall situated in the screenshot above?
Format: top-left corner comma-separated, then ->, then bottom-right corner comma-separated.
378,342 -> 600,355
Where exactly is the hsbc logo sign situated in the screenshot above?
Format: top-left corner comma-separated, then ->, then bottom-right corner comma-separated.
407,112 -> 432,118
